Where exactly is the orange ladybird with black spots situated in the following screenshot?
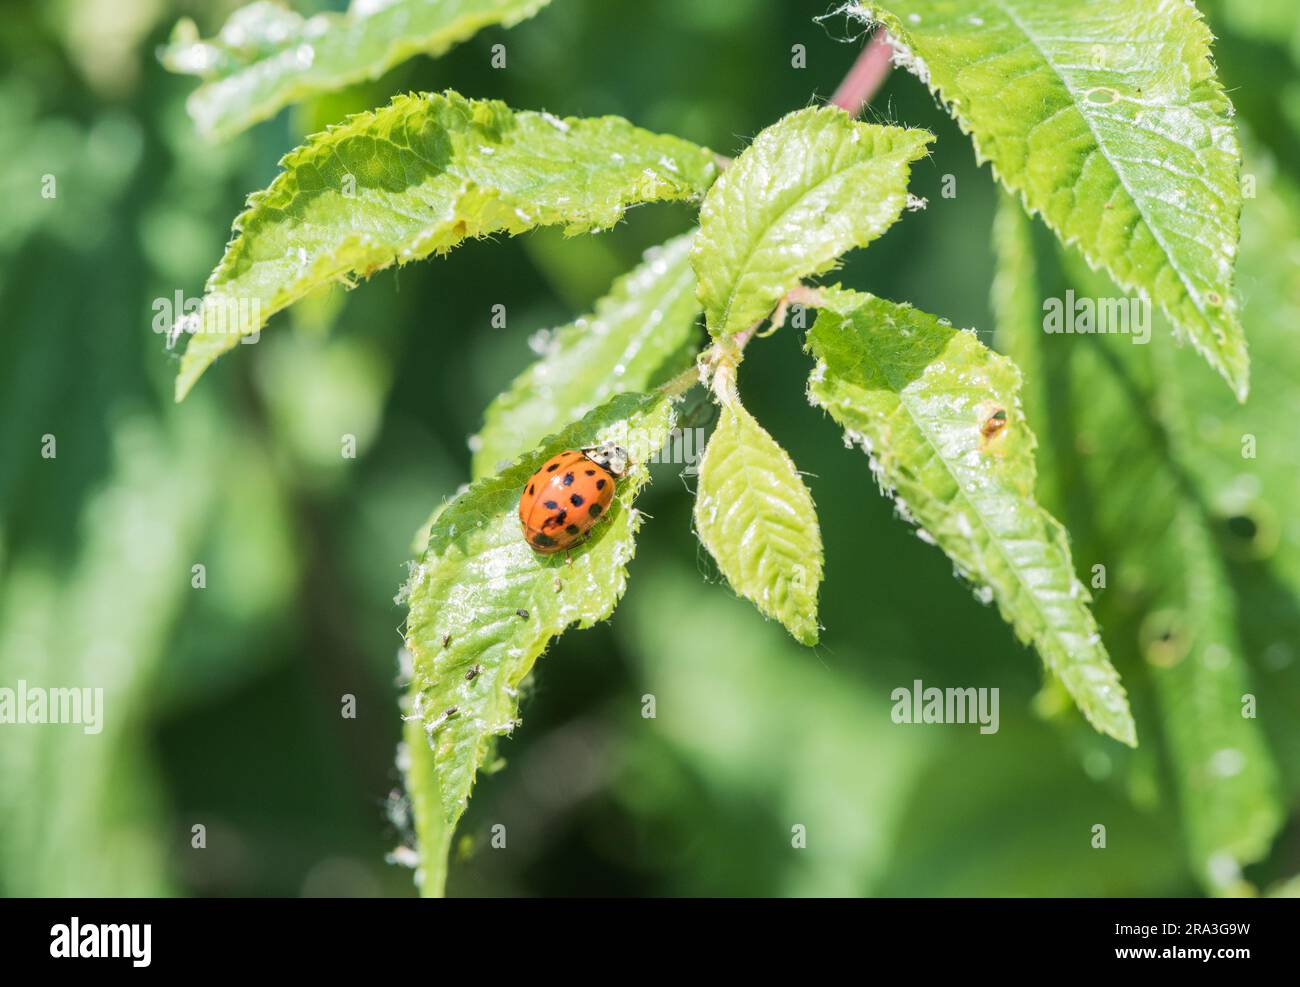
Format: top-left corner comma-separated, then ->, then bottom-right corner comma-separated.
519,444 -> 627,554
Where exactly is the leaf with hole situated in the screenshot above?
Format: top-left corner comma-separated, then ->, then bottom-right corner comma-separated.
807,286 -> 1134,745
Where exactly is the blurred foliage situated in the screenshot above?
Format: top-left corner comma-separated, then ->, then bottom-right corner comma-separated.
0,0 -> 1296,897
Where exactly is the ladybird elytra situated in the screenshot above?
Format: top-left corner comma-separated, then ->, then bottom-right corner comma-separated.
519,445 -> 626,554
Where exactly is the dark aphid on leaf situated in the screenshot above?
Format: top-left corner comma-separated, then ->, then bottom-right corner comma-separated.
519,443 -> 627,554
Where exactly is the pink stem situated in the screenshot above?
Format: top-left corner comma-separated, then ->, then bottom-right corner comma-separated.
830,31 -> 894,117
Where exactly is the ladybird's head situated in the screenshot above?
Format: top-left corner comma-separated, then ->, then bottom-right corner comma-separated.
581,442 -> 629,477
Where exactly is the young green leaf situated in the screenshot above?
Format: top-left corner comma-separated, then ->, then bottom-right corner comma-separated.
807,287 -> 1135,745
694,393 -> 823,645
401,390 -> 675,896
859,0 -> 1250,398
160,0 -> 552,139
692,106 -> 932,339
173,91 -> 718,400
472,230 -> 700,478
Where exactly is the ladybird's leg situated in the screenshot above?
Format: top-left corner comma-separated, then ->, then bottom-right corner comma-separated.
572,528 -> 597,566
563,530 -> 590,566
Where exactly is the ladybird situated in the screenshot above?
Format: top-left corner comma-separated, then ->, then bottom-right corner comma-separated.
519,444 -> 627,554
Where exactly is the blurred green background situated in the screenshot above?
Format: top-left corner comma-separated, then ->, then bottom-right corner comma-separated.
0,0 -> 1296,897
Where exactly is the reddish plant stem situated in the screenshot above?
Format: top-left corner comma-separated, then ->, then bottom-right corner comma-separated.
829,30 -> 894,117
668,31 -> 896,401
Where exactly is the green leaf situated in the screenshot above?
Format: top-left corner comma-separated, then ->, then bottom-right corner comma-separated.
401,390 -> 675,896
992,186 -> 1285,893
173,90 -> 718,400
1172,143 -> 1300,824
1150,497 -> 1283,894
860,0 -> 1249,398
160,0 -> 552,139
807,286 -> 1135,745
1038,294 -> 1280,893
991,191 -> 1072,516
1057,240 -> 1284,895
694,393 -> 823,645
1169,145 -> 1300,593
692,106 -> 932,339
472,230 -> 701,478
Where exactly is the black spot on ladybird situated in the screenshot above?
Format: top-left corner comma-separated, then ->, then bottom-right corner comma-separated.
565,524 -> 580,536
533,534 -> 556,548
543,500 -> 558,510
595,478 -> 606,490
570,494 -> 585,507
585,469 -> 595,476
546,462 -> 559,471
589,503 -> 603,517
562,472 -> 574,486
527,484 -> 534,495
